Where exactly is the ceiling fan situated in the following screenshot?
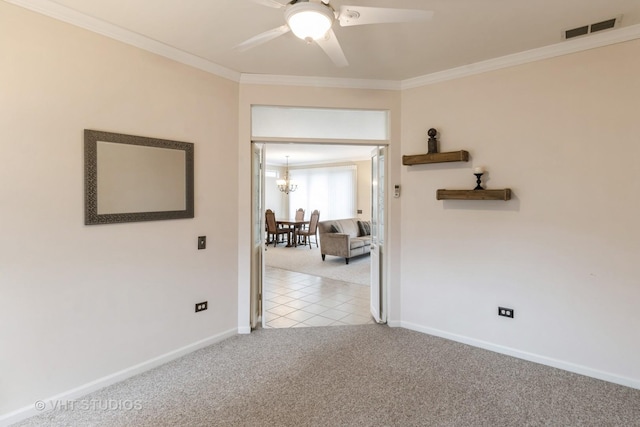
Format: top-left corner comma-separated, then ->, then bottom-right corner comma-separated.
236,0 -> 434,67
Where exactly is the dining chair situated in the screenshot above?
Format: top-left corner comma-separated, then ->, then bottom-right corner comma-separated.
265,209 -> 288,247
297,210 -> 320,249
294,208 -> 305,243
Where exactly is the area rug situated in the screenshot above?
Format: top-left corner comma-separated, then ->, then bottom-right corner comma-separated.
264,243 -> 370,286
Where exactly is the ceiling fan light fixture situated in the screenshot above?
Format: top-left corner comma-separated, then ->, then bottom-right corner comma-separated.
284,2 -> 334,41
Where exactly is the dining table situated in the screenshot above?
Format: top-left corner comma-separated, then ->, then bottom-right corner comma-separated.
276,219 -> 309,247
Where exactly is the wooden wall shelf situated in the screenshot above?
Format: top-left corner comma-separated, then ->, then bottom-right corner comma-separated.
436,189 -> 512,201
403,150 -> 469,165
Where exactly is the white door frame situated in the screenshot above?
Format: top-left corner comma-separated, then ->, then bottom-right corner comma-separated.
250,143 -> 265,329
370,146 -> 386,323
250,140 -> 388,328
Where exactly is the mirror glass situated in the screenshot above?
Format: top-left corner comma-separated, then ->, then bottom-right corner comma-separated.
84,130 -> 194,225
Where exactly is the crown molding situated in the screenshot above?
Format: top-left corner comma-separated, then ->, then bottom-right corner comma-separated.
7,1 -> 640,90
4,0 -> 241,82
401,23 -> 640,90
240,73 -> 401,90
238,24 -> 640,90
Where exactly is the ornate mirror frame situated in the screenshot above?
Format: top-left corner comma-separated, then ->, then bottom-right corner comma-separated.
84,129 -> 194,225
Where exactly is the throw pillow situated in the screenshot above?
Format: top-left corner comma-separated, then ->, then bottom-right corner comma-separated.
357,220 -> 371,236
330,224 -> 340,233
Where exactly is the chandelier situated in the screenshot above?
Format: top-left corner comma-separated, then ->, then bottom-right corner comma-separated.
277,156 -> 297,194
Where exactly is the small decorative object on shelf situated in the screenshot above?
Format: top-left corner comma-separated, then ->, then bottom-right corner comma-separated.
402,127 -> 469,165
438,167 -> 511,200
473,166 -> 484,190
427,128 -> 438,154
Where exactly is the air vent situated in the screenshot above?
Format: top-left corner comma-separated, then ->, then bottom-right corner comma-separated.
564,16 -> 620,40
565,26 -> 588,39
591,18 -> 617,33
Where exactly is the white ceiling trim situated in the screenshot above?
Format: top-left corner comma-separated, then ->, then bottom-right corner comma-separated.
240,74 -> 401,91
242,24 -> 640,90
7,1 -> 640,91
5,0 -> 241,82
401,23 -> 640,90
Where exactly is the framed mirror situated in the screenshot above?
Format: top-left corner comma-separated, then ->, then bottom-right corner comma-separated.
84,129 -> 194,225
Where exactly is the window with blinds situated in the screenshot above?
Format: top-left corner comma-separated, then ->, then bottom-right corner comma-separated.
288,165 -> 357,220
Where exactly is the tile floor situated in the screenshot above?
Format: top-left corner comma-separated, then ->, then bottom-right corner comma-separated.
263,266 -> 375,328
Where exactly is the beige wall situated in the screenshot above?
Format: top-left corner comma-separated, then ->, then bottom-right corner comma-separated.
356,159 -> 372,221
3,0 -> 640,420
0,2 -> 239,416
400,39 -> 640,386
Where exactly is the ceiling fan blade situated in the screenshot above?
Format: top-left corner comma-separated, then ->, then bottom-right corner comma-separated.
250,0 -> 286,9
315,29 -> 348,67
338,5 -> 433,27
235,25 -> 291,52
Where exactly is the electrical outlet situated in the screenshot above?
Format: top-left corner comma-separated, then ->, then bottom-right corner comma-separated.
198,236 -> 206,250
195,301 -> 208,312
498,307 -> 514,318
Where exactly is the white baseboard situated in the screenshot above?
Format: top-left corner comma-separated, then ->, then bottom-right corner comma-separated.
237,326 -> 251,334
400,321 -> 639,390
0,328 -> 236,427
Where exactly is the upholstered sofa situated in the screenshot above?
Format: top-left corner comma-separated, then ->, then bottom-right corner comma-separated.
318,218 -> 372,264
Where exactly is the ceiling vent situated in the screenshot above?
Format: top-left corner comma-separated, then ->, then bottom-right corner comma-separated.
564,16 -> 620,40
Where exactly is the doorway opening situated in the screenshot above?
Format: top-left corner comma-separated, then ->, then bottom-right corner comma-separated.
262,143 -> 379,328
252,142 -> 387,329
249,105 -> 389,331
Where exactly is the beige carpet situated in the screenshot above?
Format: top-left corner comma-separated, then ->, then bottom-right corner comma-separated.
17,325 -> 640,426
264,243 -> 370,286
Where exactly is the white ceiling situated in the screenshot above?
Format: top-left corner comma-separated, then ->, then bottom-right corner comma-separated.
20,0 -> 640,81
12,0 -> 640,165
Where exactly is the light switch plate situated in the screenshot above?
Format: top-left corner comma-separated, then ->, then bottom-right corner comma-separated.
198,236 -> 206,250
